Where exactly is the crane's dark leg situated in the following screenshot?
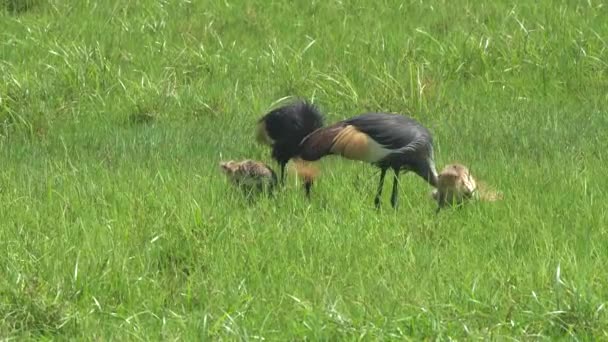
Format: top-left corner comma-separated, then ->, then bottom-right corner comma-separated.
304,180 -> 312,198
390,168 -> 400,208
279,162 -> 286,185
374,167 -> 388,209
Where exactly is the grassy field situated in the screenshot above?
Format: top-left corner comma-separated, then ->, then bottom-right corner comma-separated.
1,0 -> 607,339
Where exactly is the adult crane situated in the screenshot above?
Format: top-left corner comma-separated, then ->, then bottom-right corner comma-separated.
298,112 -> 439,208
256,99 -> 324,193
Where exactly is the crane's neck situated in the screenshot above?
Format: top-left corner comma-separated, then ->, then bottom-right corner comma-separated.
426,146 -> 439,188
425,157 -> 439,188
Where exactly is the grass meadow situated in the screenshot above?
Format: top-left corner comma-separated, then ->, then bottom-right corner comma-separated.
1,0 -> 608,339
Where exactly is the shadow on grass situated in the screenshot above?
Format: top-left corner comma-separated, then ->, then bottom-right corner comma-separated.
2,0 -> 39,14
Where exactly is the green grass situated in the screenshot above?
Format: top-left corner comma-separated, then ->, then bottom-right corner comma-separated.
1,0 -> 607,339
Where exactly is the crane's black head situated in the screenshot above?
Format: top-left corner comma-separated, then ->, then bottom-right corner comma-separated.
257,99 -> 324,165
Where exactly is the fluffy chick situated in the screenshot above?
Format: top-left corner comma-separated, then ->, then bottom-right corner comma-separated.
432,163 -> 477,210
220,159 -> 277,195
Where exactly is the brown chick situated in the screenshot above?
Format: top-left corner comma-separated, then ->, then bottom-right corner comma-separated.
432,163 -> 477,211
432,163 -> 503,212
219,159 -> 277,195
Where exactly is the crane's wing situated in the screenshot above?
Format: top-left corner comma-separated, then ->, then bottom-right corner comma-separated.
299,124 -> 346,161
299,121 -> 392,163
345,113 -> 432,152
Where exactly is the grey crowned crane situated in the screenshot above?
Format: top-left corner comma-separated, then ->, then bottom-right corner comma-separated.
255,99 -> 324,192
298,112 -> 439,208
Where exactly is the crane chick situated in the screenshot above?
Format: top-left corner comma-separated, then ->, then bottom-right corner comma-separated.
220,159 -> 318,198
432,163 -> 503,212
432,163 -> 477,211
219,160 -> 278,195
